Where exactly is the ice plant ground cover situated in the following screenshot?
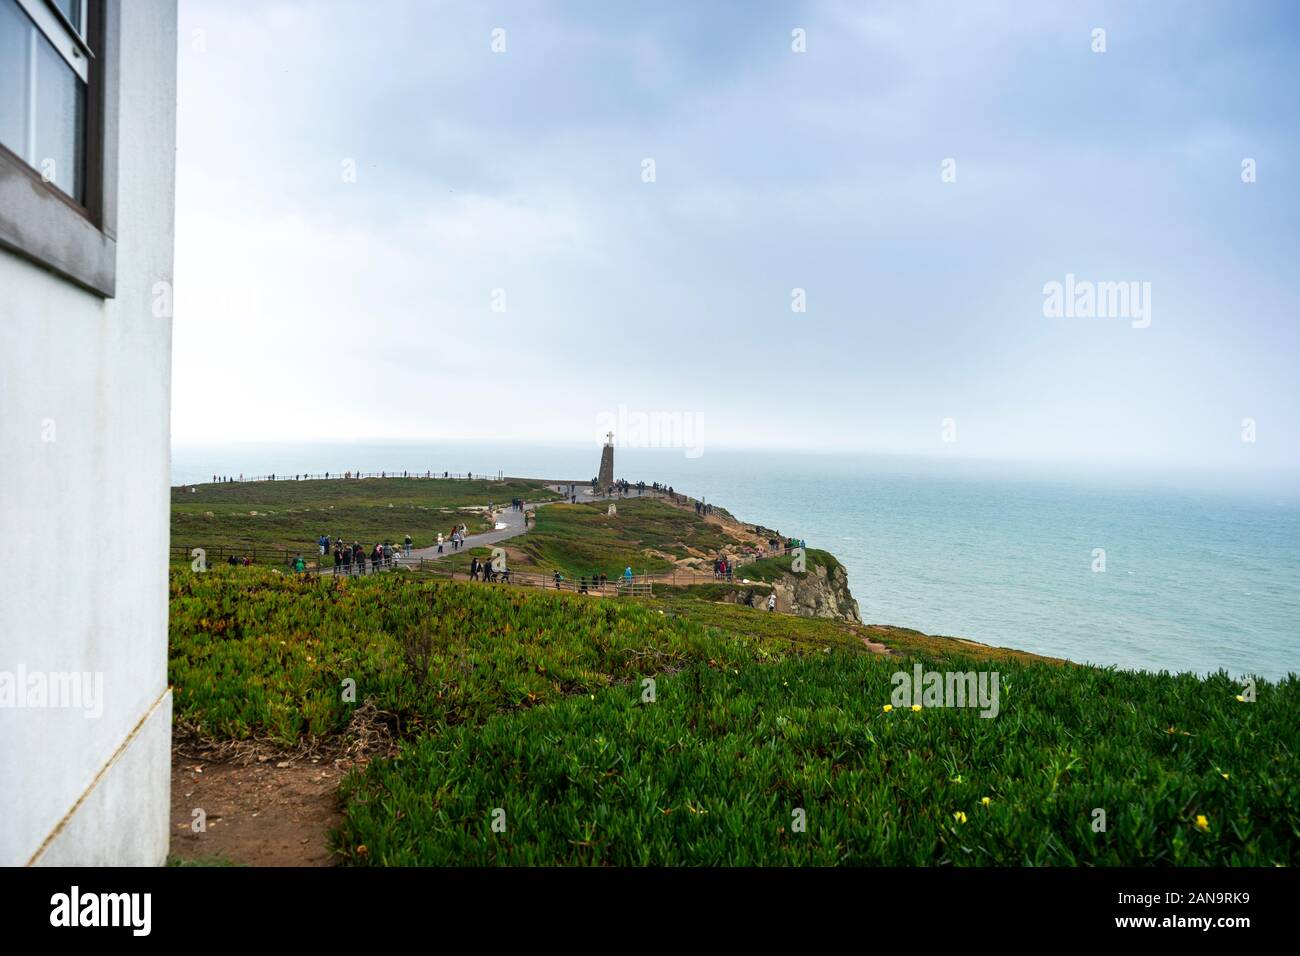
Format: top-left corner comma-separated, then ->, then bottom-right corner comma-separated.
168,569 -> 1299,866
336,654 -> 1297,865
168,568 -> 826,743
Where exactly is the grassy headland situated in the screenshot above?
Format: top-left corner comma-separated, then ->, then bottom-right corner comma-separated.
166,477 -> 1298,866
170,476 -> 560,560
505,496 -> 734,577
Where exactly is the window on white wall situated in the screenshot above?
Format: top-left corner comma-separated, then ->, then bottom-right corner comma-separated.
0,0 -> 116,297
0,0 -> 89,202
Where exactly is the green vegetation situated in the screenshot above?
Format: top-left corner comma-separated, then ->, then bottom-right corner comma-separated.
508,497 -> 732,577
168,567 -> 812,745
167,566 -> 1299,866
737,548 -> 839,582
170,477 -> 559,559
337,653 -> 1299,866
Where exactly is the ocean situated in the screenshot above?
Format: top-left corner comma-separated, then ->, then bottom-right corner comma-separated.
172,441 -> 1300,681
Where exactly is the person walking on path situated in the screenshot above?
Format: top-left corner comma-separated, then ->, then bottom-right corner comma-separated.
437,532 -> 445,554
404,534 -> 412,557
767,593 -> 776,612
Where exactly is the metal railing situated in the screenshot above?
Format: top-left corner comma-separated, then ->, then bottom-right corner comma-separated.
173,544 -> 414,574
172,544 -> 301,567
173,541 -> 807,584
195,470 -> 496,485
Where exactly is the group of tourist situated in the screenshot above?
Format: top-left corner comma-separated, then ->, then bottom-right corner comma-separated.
310,523 -> 475,571
323,538 -> 403,574
468,556 -> 510,583
583,478 -> 670,500
549,566 -> 635,593
590,478 -> 644,498
436,526 -> 468,553
209,470 -> 478,483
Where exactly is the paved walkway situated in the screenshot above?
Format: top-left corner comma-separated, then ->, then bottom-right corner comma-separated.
400,483 -> 609,565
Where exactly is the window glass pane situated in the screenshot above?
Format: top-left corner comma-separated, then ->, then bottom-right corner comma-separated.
0,0 -> 86,204
0,0 -> 29,158
35,25 -> 84,202
51,0 -> 80,33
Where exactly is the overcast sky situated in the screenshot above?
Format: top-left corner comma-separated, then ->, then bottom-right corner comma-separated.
172,0 -> 1300,474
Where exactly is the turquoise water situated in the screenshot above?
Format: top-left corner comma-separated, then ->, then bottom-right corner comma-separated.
173,442 -> 1300,681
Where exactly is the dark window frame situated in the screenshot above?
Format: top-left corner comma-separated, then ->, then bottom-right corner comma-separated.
0,0 -> 118,298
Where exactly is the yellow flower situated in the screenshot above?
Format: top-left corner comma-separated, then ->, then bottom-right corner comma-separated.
1195,815 -> 1210,832
1235,695 -> 1245,702
953,811 -> 967,824
911,704 -> 922,712
1221,772 -> 1230,780
981,797 -> 991,806
882,704 -> 893,713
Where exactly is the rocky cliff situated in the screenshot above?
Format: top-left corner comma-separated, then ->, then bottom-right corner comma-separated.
773,558 -> 861,624
722,552 -> 861,624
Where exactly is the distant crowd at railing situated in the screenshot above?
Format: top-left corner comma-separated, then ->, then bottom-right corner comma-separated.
201,469 -> 496,484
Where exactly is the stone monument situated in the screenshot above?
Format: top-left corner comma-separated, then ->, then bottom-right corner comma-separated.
597,431 -> 615,492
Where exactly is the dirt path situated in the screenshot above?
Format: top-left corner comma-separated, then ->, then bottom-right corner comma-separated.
169,752 -> 345,866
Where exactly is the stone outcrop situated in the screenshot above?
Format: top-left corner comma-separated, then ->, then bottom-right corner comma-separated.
722,559 -> 861,624
773,559 -> 861,624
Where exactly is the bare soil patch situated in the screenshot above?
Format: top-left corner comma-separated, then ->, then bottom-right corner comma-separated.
170,753 -> 345,866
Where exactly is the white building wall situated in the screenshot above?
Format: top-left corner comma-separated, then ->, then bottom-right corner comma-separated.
0,0 -> 177,866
